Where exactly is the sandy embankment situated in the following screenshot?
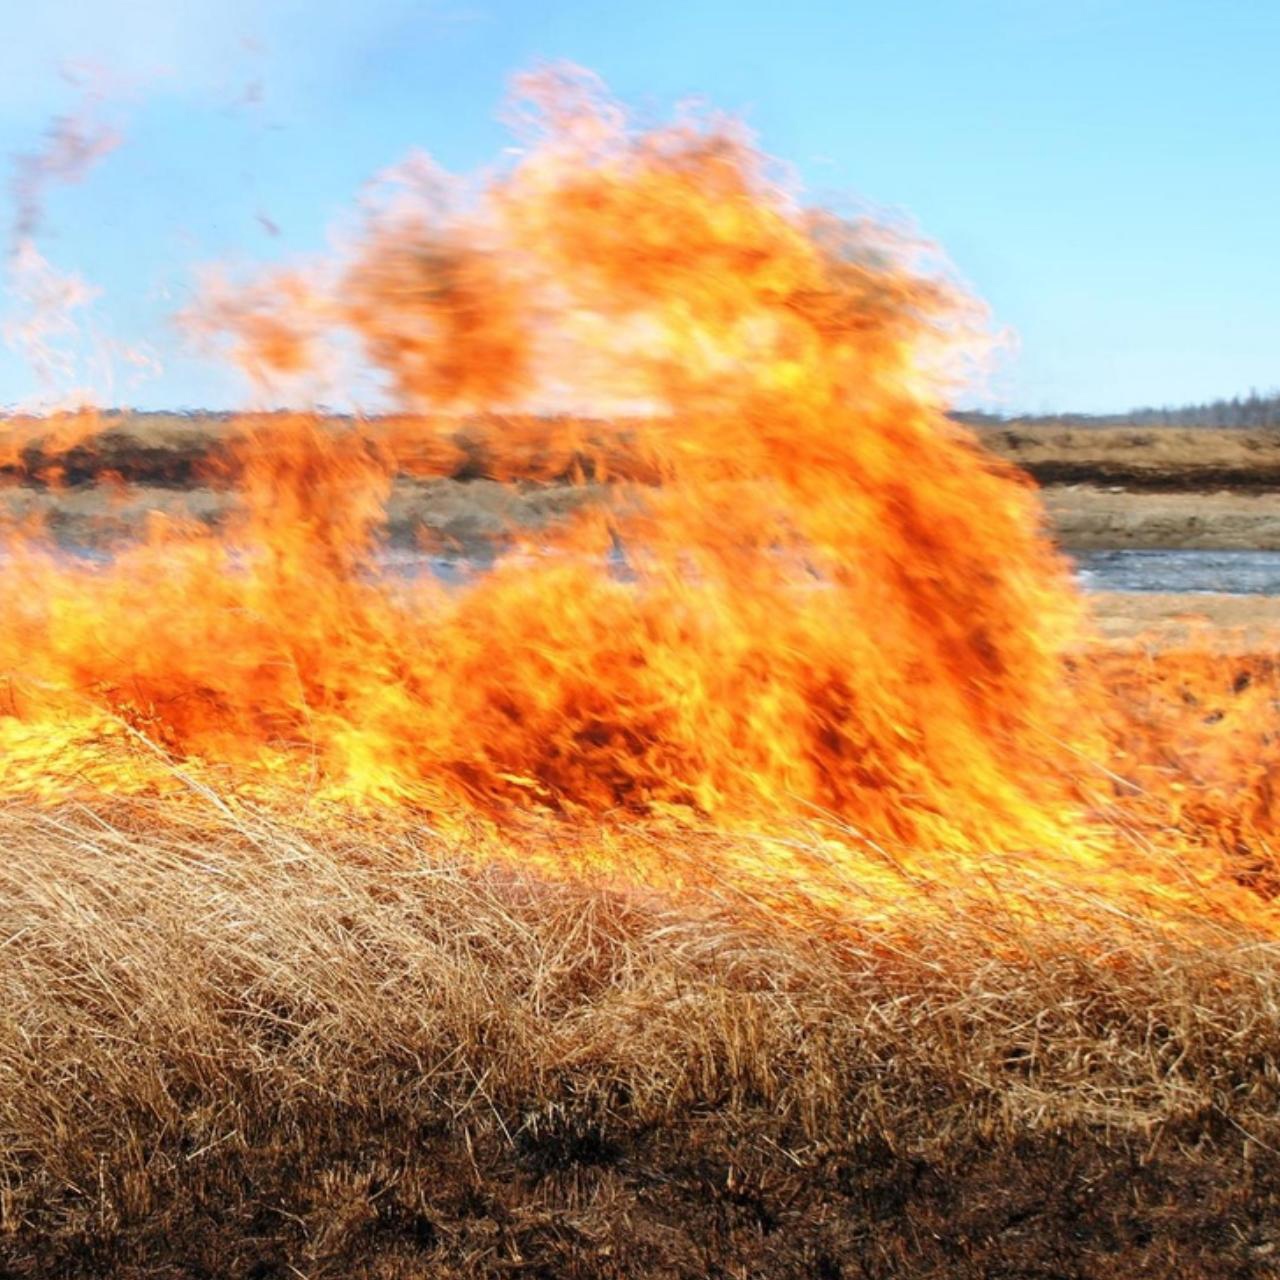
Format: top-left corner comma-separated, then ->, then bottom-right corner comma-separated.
1040,488 -> 1280,550
1087,592 -> 1280,647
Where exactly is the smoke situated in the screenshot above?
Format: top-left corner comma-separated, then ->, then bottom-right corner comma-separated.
3,72 -> 143,409
3,239 -> 99,389
10,69 -> 122,248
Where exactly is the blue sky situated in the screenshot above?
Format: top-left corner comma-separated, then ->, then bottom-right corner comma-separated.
0,0 -> 1276,413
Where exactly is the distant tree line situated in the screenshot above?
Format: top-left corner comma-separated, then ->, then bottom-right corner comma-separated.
956,389 -> 1280,429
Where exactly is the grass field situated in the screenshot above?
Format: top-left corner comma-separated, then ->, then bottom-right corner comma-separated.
6,412 -> 1280,485
5,796 -> 1280,1278
6,413 -> 1280,553
3,408 -> 1279,1275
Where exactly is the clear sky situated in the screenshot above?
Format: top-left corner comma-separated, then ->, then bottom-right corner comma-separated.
0,0 -> 1276,414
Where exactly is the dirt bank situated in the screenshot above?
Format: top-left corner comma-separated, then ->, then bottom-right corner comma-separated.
1089,591 -> 1280,647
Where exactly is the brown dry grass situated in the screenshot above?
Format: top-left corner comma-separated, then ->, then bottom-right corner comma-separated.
4,799 -> 1280,1277
6,413 -> 1279,493
974,425 -> 1280,490
7,414 -> 1280,557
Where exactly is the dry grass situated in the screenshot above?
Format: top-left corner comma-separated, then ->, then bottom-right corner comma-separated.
6,412 -> 1277,489
973,425 -> 1280,490
3,800 -> 1280,1277
9,413 -> 1280,558
1089,593 -> 1280,648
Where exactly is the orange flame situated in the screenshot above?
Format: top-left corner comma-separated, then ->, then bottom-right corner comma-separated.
0,67 -> 1274,936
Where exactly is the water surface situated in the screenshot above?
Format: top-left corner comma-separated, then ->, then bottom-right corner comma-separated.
1073,549 -> 1280,595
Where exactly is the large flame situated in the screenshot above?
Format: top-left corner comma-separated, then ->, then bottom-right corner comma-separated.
0,68 -> 1275,934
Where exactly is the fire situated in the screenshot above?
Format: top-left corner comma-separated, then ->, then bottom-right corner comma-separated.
0,67 -> 1275,934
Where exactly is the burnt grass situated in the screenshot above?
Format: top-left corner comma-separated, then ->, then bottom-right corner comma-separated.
4,804 -> 1280,1278
15,1101 -> 1280,1278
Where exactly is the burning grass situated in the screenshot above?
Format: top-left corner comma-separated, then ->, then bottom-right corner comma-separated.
4,795 -> 1280,1278
3,65 -> 1280,1276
